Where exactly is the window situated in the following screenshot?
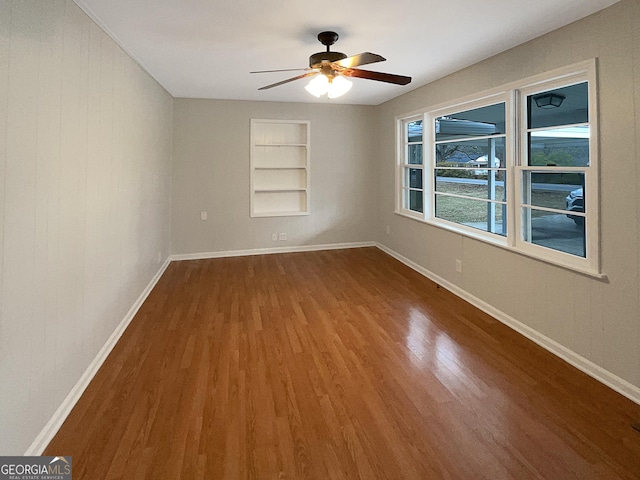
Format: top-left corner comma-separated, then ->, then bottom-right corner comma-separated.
518,81 -> 591,262
396,61 -> 599,274
399,118 -> 424,214
432,101 -> 507,236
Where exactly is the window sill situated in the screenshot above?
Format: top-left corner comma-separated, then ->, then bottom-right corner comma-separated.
393,210 -> 606,280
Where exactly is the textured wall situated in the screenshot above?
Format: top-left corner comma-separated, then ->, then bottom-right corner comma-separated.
0,0 -> 173,454
374,0 -> 640,393
172,99 -> 376,255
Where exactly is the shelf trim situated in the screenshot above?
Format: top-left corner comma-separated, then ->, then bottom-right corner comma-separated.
253,188 -> 307,193
251,210 -> 310,217
254,166 -> 307,170
254,143 -> 307,147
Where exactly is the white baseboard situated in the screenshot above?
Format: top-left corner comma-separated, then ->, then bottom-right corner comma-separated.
375,242 -> 640,406
170,241 -> 376,261
24,257 -> 172,455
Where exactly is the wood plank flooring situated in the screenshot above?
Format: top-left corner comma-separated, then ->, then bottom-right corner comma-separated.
45,247 -> 640,479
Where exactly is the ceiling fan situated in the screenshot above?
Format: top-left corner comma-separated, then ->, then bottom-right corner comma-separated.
251,31 -> 412,98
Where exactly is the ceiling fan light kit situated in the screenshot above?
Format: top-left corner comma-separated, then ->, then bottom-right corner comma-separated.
252,31 -> 411,99
305,74 -> 353,98
327,75 -> 353,98
305,74 -> 329,97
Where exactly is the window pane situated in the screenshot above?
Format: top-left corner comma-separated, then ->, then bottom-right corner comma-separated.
523,208 -> 586,257
404,189 -> 423,213
435,195 -> 505,235
528,83 -> 589,129
435,103 -> 505,141
436,137 -> 505,166
523,171 -> 585,211
408,144 -> 423,164
528,126 -> 589,166
435,171 -> 506,201
405,168 -> 423,189
407,120 -> 423,142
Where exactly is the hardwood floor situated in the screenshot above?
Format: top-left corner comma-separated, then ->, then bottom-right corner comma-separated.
45,247 -> 640,479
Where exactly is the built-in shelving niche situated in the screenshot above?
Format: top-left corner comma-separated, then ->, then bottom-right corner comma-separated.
250,120 -> 310,217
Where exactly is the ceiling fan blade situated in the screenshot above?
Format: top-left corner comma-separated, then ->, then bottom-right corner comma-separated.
334,52 -> 386,69
251,68 -> 312,74
342,68 -> 412,85
258,71 -> 318,90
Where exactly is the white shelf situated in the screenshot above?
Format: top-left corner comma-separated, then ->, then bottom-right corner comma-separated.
254,188 -> 307,193
254,143 -> 307,147
251,120 -> 310,217
252,211 -> 310,218
254,166 -> 306,170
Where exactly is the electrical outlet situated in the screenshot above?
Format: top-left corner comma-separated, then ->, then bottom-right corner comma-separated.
200,211 -> 208,221
386,225 -> 390,235
271,233 -> 278,241
455,259 -> 463,273
278,233 -> 287,241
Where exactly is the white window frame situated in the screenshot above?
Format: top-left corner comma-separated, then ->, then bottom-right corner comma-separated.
396,115 -> 424,218
395,59 -> 601,276
515,68 -> 599,273
425,92 -> 512,241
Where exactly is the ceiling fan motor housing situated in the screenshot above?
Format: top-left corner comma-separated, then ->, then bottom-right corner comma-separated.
309,51 -> 347,68
309,31 -> 347,68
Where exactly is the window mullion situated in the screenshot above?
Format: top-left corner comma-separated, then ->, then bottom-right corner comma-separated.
424,113 -> 434,219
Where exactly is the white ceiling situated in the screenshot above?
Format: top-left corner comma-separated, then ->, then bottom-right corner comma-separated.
73,0 -> 619,105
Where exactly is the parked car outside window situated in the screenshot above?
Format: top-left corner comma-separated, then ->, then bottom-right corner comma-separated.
565,188 -> 584,225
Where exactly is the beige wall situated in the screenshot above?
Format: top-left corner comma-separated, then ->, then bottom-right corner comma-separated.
172,99 -> 376,254
374,0 -> 640,393
0,0 -> 173,454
